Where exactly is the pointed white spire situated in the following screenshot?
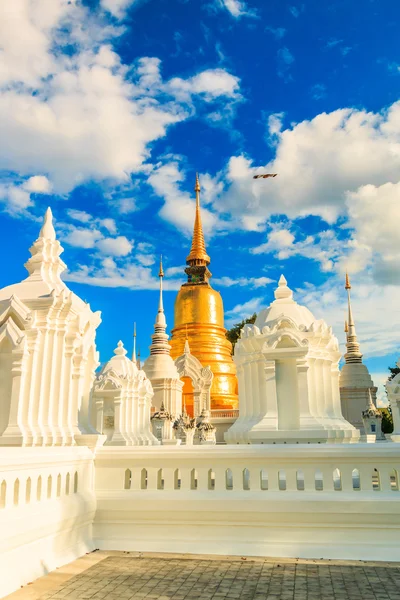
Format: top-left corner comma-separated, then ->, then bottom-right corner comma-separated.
344,274 -> 362,364
274,274 -> 293,301
39,207 -> 56,241
132,322 -> 137,362
362,389 -> 381,418
149,255 -> 171,356
184,338 -> 191,354
156,255 -> 166,328
24,207 -> 66,289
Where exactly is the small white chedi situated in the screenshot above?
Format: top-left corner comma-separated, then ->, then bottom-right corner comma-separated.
93,340 -> 158,445
143,257 -> 183,435
0,208 -> 102,447
339,274 -> 377,432
225,275 -> 359,444
361,390 -> 384,442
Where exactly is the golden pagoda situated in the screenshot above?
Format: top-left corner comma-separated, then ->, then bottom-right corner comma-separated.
169,174 -> 238,416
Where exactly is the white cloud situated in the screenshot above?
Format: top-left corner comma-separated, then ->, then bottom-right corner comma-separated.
218,103 -> 400,227
169,69 -> 241,102
0,1 -> 242,209
64,258 -> 182,291
277,47 -> 294,79
265,26 -> 286,40
148,161 -> 221,234
252,227 -> 295,254
66,209 -> 92,223
214,0 -> 257,19
97,235 -> 133,256
214,276 -> 273,288
100,0 -> 138,19
23,175 -> 52,193
118,197 -> 136,214
99,218 -> 117,234
345,181 -> 400,283
136,253 -> 156,266
64,227 -> 102,249
225,296 -> 265,327
252,226 -> 343,273
296,275 -> 400,360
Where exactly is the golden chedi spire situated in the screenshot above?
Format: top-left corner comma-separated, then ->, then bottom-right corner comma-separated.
186,173 -> 210,266
169,173 -> 238,417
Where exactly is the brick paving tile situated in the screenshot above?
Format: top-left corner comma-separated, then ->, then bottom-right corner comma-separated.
35,556 -> 400,600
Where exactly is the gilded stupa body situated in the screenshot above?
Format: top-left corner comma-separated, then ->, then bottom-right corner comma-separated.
169,175 -> 238,416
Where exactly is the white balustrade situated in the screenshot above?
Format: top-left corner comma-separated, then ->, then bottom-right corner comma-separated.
0,447 -> 95,598
94,444 -> 400,494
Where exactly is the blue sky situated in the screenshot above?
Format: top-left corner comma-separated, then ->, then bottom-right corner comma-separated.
1,0 -> 400,401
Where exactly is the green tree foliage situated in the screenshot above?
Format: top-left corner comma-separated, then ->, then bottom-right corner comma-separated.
381,362 -> 398,434
388,364 -> 400,381
226,313 -> 257,354
379,407 -> 393,434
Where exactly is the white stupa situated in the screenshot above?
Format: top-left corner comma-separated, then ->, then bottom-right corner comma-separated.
0,208 -> 102,447
92,340 -> 158,445
339,274 -> 377,432
225,275 -> 359,444
143,257 -> 183,435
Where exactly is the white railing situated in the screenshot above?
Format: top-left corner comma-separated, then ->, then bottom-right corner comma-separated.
93,444 -> 400,562
95,443 -> 400,494
0,447 -> 95,598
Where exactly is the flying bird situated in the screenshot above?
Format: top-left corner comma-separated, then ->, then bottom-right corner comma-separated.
253,173 -> 278,179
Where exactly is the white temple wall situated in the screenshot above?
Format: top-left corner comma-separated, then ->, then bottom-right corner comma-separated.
0,340 -> 13,436
94,444 -> 400,562
0,447 -> 96,598
276,358 -> 299,430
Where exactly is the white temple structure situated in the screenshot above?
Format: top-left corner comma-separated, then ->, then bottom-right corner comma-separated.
0,208 -> 102,447
143,258 -> 183,443
339,274 -> 377,432
1,210 -> 400,599
226,275 -> 359,444
92,341 -> 159,446
174,339 -> 213,417
361,390 -> 384,442
385,362 -> 400,442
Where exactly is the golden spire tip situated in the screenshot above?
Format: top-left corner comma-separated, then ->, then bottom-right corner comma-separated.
345,272 -> 351,290
344,320 -> 348,333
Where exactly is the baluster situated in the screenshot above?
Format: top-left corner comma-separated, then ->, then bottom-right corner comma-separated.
358,466 -> 372,492
231,467 -> 245,491
302,467 -> 316,492
285,468 -> 297,491
321,466 -> 333,492
146,467 -> 158,490
130,469 -> 141,491
379,467 -> 393,492
340,466 -> 353,492
213,467 -> 226,491
197,468 -> 209,491
268,468 -> 279,491
163,468 -> 175,491
180,468 -> 191,491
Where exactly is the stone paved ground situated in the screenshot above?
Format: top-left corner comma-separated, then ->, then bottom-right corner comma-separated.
37,555 -> 400,600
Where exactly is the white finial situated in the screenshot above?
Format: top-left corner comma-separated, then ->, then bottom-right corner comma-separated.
39,207 -> 56,241
184,338 -> 191,354
114,340 -> 127,356
274,274 -> 293,301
